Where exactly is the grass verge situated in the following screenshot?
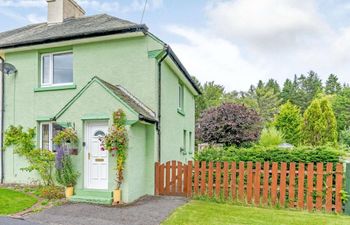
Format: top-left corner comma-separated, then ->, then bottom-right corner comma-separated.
0,188 -> 38,215
162,200 -> 350,225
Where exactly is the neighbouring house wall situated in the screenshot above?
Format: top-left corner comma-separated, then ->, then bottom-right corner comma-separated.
160,63 -> 195,163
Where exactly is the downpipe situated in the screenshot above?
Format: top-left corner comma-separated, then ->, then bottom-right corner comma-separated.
0,56 -> 4,184
157,46 -> 169,162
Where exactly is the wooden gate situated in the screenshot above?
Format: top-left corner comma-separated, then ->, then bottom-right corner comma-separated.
155,161 -> 191,196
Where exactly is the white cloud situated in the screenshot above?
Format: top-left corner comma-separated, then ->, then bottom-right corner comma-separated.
0,0 -> 45,8
26,13 -> 45,23
167,26 -> 266,91
76,0 -> 163,14
166,0 -> 350,91
206,0 -> 331,51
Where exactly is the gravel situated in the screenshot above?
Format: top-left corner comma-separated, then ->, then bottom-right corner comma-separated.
19,195 -> 187,225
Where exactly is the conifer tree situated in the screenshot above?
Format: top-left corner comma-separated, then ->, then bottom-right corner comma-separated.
301,99 -> 324,146
320,97 -> 338,144
274,101 -> 302,145
325,74 -> 341,95
302,97 -> 337,146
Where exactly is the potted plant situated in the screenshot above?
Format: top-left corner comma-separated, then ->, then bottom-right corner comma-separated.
100,109 -> 128,204
53,128 -> 78,155
55,147 -> 79,198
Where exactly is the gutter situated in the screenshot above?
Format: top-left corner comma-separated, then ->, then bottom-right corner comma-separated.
157,46 -> 169,162
0,25 -> 148,50
0,56 -> 4,184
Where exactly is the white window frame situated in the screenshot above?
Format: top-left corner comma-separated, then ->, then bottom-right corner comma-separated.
41,51 -> 73,87
40,122 -> 53,152
189,131 -> 192,154
178,83 -> 184,111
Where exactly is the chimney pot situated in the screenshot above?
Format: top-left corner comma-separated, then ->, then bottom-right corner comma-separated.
47,0 -> 85,24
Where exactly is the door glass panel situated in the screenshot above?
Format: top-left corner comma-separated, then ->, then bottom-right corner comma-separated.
94,130 -> 105,137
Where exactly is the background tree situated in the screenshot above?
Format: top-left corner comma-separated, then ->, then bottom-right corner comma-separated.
295,71 -> 323,111
325,74 -> 341,95
196,103 -> 262,146
193,79 -> 225,119
274,101 -> 302,145
319,97 -> 338,144
280,78 -> 297,104
253,81 -> 282,125
332,87 -> 350,132
266,78 -> 281,94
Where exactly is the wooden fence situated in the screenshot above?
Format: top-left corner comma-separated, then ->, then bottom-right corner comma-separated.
155,160 -> 344,213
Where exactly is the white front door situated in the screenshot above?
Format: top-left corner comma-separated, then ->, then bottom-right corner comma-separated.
84,121 -> 109,190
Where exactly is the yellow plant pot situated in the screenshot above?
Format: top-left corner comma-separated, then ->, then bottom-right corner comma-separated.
113,189 -> 121,204
65,186 -> 74,199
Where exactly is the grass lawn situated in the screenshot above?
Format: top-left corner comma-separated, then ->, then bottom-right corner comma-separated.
0,188 -> 38,215
162,200 -> 350,225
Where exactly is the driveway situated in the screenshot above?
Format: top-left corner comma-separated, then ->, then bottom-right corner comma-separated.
0,196 -> 187,225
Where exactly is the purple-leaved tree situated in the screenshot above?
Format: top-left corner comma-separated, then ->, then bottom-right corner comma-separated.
196,103 -> 262,146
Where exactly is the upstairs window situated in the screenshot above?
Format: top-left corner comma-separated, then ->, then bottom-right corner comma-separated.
41,52 -> 73,86
178,83 -> 184,111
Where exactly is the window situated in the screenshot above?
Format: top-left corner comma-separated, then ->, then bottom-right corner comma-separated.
183,130 -> 187,152
189,131 -> 192,154
178,83 -> 184,111
40,122 -> 64,152
94,130 -> 106,137
41,52 -> 73,86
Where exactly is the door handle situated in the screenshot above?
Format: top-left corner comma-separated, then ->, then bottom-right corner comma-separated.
88,152 -> 91,160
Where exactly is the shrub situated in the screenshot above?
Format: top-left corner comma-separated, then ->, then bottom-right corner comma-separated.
274,101 -> 302,145
55,147 -> 79,187
4,126 -> 55,185
194,145 -> 343,164
258,127 -> 284,147
302,97 -> 337,146
38,185 -> 64,200
196,103 -> 262,146
340,128 -> 350,148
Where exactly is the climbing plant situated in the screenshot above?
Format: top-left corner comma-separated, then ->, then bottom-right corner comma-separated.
4,125 -> 55,185
100,109 -> 128,190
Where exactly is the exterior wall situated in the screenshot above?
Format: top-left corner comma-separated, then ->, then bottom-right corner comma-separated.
1,32 -> 196,201
2,35 -> 159,186
160,63 -> 195,163
123,123 -> 156,202
55,81 -> 155,202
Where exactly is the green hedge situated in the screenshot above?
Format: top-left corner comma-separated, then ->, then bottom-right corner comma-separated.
194,146 -> 344,164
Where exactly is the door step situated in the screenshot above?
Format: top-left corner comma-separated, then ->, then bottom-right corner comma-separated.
70,189 -> 113,205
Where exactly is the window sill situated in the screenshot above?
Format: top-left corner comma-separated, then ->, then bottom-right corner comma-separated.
177,108 -> 185,116
34,84 -> 77,92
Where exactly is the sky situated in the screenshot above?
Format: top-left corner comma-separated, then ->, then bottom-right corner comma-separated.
1,0 -> 350,91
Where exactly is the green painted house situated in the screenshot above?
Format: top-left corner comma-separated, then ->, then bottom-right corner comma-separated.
0,0 -> 200,204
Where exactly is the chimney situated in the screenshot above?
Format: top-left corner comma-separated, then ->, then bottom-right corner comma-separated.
46,0 -> 85,24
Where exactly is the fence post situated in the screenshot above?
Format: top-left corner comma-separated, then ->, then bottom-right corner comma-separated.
344,163 -> 350,215
155,162 -> 160,195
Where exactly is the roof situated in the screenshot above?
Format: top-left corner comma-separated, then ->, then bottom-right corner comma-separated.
0,13 -> 201,95
96,77 -> 157,122
54,76 -> 157,123
0,14 -> 147,49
